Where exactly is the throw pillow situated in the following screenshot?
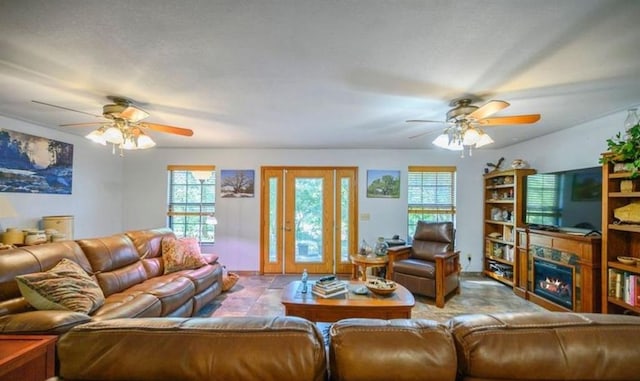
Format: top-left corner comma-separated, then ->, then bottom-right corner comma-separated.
15,258 -> 105,314
162,237 -> 208,274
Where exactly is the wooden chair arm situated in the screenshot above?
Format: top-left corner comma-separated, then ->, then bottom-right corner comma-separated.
386,246 -> 411,279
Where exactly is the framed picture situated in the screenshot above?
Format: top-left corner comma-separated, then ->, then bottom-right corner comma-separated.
367,170 -> 400,198
0,128 -> 73,194
571,172 -> 601,201
221,169 -> 255,198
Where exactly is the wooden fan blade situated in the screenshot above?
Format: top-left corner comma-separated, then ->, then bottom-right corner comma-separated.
467,100 -> 509,121
140,122 -> 194,137
477,114 -> 541,126
32,100 -> 103,118
60,122 -> 109,127
120,106 -> 149,123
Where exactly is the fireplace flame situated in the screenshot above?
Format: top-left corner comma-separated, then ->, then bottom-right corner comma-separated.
540,277 -> 569,295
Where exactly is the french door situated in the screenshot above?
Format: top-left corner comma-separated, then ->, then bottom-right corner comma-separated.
261,167 -> 358,274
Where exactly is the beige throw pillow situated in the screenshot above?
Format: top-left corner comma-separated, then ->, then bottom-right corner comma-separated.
15,258 -> 105,314
162,237 -> 208,274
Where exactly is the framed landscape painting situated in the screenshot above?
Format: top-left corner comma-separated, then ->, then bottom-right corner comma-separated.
220,169 -> 255,198
367,169 -> 400,198
0,128 -> 73,194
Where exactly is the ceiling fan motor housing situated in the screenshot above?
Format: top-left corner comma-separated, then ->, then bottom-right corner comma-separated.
103,103 -> 129,119
447,99 -> 478,122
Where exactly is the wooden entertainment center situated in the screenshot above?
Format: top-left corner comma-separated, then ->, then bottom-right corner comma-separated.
516,228 -> 601,312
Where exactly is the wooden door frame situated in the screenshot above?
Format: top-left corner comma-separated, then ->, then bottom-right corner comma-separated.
260,166 -> 358,274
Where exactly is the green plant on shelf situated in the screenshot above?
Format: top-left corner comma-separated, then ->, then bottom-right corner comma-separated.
600,122 -> 640,178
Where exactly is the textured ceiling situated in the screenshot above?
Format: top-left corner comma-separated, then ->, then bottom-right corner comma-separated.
1,0 -> 639,149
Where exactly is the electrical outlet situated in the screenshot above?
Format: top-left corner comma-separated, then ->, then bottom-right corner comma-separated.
467,253 -> 472,262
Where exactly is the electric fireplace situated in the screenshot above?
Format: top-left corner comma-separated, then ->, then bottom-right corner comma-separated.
533,258 -> 574,310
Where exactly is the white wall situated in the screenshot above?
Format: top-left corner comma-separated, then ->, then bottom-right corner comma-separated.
2,110 -> 627,272
122,147 -> 501,272
0,116 -> 123,239
500,111 -> 624,173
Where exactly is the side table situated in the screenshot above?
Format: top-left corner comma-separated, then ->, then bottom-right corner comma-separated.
0,335 -> 57,381
349,254 -> 389,281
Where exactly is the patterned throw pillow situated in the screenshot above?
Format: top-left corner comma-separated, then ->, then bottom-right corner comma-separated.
162,237 -> 208,274
15,258 -> 105,314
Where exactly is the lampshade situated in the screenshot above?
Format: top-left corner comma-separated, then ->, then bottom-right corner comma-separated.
191,171 -> 212,181
205,215 -> 218,225
0,196 -> 17,218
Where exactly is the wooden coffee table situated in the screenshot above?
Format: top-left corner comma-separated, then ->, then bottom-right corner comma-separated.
281,280 -> 415,322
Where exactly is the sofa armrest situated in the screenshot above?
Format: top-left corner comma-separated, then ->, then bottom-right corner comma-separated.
0,310 -> 91,335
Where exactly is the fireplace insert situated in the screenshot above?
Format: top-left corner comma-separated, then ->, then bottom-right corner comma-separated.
533,258 -> 574,310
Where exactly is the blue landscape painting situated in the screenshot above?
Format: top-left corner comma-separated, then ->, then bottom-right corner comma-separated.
0,128 -> 73,194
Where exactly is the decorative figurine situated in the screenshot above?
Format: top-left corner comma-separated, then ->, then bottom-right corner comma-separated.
486,157 -> 505,172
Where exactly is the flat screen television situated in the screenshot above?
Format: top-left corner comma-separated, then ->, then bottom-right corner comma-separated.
523,166 -> 602,234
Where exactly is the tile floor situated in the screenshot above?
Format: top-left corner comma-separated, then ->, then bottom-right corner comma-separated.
197,273 -> 546,323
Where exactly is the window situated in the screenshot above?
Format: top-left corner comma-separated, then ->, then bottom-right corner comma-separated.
167,165 -> 216,244
407,166 -> 456,241
524,173 -> 560,226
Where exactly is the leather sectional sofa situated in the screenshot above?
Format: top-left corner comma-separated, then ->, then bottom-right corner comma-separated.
51,311 -> 640,381
0,228 -> 223,334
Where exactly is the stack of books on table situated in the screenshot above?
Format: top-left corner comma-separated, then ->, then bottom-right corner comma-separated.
311,279 -> 348,298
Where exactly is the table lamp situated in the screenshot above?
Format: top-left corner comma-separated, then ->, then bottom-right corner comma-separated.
0,195 -> 19,245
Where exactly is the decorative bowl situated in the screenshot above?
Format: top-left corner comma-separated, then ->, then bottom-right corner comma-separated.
365,278 -> 397,296
617,256 -> 637,265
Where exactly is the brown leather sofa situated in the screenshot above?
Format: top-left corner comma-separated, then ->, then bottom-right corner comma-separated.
0,228 -> 223,335
51,312 -> 640,381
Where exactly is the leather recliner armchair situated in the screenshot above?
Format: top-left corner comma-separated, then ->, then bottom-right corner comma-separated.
388,221 -> 460,308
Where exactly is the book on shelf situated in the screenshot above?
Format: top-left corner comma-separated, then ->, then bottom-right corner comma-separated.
608,268 -> 640,307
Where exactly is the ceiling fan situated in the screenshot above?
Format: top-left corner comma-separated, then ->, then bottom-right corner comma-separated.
32,96 -> 193,155
406,98 -> 540,155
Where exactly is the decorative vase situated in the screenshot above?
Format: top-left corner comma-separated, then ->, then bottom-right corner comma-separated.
359,239 -> 371,256
374,237 -> 389,256
621,180 -> 634,193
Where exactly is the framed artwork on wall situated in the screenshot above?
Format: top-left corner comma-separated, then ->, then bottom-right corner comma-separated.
0,128 -> 74,194
221,169 -> 255,198
367,169 -> 400,198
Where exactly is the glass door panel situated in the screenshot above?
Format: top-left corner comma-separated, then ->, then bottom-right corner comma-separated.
285,169 -> 333,274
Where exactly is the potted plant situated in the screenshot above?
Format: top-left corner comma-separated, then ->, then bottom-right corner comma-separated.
600,122 -> 640,178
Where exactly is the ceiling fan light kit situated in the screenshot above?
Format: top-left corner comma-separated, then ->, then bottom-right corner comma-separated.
409,98 -> 539,157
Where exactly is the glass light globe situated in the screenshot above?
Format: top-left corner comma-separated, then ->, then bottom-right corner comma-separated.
462,128 -> 481,146
475,132 -> 495,147
85,129 -> 107,145
103,126 -> 124,144
136,134 -> 156,149
121,137 -> 137,150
